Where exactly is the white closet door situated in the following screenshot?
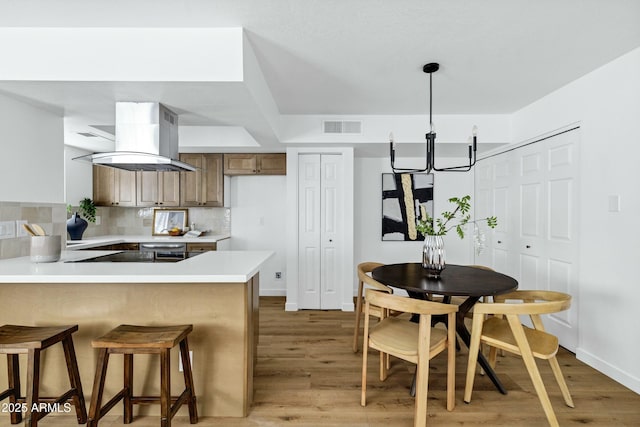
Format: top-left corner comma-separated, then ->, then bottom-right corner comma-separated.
475,154 -> 514,274
297,153 -> 344,310
516,142 -> 547,293
476,128 -> 579,351
319,154 -> 343,309
543,131 -> 579,350
298,154 -> 322,309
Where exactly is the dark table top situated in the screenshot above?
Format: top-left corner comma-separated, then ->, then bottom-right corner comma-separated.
372,263 -> 518,297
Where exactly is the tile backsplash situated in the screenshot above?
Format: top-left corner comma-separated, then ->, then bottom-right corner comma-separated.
68,206 -> 231,239
0,201 -> 67,259
0,203 -> 230,260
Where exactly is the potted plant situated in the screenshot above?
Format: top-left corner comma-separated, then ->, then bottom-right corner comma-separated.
416,195 -> 497,277
67,198 -> 96,240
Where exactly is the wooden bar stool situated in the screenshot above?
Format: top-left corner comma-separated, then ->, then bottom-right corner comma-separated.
0,324 -> 87,426
87,324 -> 198,427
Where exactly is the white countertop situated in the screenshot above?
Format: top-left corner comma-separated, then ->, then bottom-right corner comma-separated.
66,233 -> 230,250
0,250 -> 273,284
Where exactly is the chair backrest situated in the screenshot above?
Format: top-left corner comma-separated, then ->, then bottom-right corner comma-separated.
357,262 -> 392,293
365,288 -> 457,316
474,290 -> 571,316
473,290 -> 571,332
468,265 -> 494,271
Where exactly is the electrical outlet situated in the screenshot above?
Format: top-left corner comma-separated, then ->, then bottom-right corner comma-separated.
95,215 -> 101,225
16,220 -> 29,237
178,350 -> 193,372
0,221 -> 16,239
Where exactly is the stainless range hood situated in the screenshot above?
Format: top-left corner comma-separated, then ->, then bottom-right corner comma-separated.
75,102 -> 196,172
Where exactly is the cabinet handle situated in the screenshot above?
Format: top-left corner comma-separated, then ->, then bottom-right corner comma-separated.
497,240 -> 502,244
526,245 -> 531,248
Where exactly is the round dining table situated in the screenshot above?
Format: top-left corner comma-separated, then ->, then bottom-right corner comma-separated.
372,263 -> 518,394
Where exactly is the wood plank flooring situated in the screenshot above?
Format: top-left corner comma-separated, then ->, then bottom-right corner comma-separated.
2,297 -> 638,426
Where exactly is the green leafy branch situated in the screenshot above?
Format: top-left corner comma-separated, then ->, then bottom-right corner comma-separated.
416,195 -> 497,238
67,198 -> 96,223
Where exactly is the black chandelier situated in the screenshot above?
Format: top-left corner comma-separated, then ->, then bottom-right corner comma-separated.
389,62 -> 478,174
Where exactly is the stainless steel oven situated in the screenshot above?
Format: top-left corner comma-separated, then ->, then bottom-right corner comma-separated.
140,242 -> 188,260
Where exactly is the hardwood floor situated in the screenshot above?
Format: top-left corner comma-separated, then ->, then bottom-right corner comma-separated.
2,296 -> 638,426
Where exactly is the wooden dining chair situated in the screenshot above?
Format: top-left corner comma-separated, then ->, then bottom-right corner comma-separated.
352,262 -> 393,353
361,289 -> 458,427
464,290 -> 574,427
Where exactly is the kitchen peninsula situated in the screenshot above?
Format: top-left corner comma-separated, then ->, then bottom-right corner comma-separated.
0,250 -> 273,418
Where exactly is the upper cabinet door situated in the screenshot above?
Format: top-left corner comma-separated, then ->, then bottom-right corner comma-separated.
180,153 -> 223,207
223,153 -> 286,175
136,171 -> 159,206
257,154 -> 287,175
93,166 -> 136,207
224,154 -> 257,175
159,171 -> 180,206
115,170 -> 137,207
136,171 -> 180,207
180,153 -> 204,206
93,165 -> 115,206
202,154 -> 223,206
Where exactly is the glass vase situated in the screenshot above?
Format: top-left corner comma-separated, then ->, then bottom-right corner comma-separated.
422,235 -> 446,278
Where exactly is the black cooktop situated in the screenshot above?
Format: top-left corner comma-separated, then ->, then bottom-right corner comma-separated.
69,251 -> 204,263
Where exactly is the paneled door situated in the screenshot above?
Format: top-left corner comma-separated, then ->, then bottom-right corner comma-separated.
475,128 -> 580,351
540,130 -> 580,350
297,154 -> 343,309
475,153 -> 513,275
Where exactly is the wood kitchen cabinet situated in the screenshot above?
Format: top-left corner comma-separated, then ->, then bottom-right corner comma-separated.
179,153 -> 224,207
93,165 -> 136,207
223,153 -> 286,175
136,171 -> 180,207
186,242 -> 217,252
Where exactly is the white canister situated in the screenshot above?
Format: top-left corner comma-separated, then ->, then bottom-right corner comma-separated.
30,235 -> 62,263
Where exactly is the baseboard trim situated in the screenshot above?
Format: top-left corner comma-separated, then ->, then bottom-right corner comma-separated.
259,289 -> 286,297
576,347 -> 640,394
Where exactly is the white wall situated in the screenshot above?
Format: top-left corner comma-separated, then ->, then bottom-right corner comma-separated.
512,47 -> 640,393
64,145 -> 93,205
0,94 -> 64,203
228,175 -> 287,295
354,156 -> 476,273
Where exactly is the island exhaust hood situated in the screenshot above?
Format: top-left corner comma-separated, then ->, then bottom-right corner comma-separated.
75,102 -> 196,172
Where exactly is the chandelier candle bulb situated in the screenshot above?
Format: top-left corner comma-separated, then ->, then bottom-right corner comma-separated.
472,125 -> 478,151
389,132 -> 395,163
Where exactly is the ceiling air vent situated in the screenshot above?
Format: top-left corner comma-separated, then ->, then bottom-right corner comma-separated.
322,120 -> 362,134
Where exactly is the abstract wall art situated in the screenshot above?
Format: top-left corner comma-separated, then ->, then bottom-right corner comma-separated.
381,173 -> 434,241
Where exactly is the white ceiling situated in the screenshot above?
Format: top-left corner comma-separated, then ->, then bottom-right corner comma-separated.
1,0 -> 639,154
